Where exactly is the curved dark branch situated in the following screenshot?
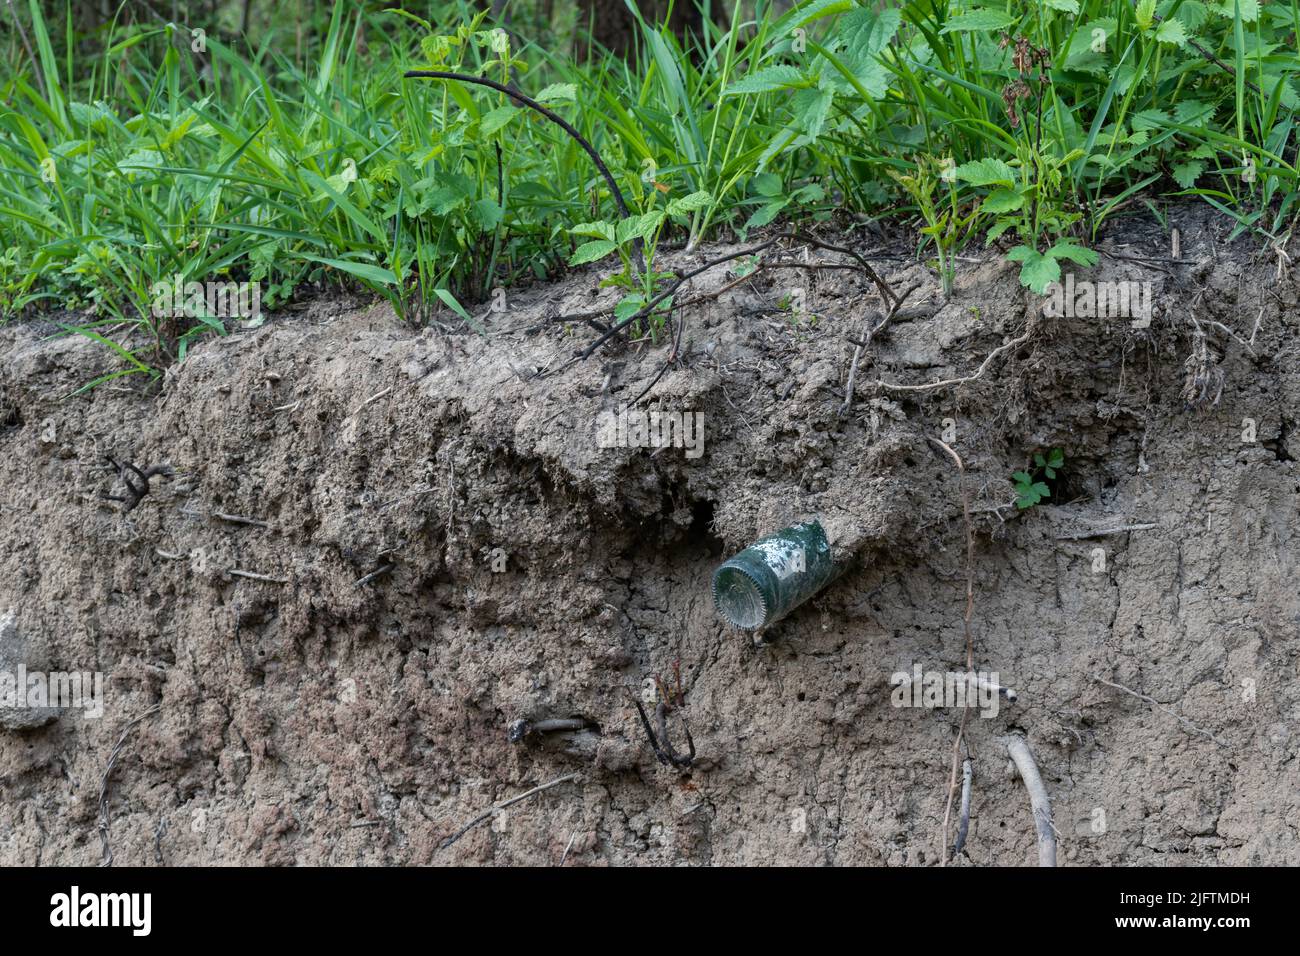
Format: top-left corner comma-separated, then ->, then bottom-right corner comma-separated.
403,70 -> 643,271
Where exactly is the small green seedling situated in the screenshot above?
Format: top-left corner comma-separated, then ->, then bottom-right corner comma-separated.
568,187 -> 712,336
1013,448 -> 1064,509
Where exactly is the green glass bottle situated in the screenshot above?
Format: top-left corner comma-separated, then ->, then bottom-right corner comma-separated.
711,519 -> 839,630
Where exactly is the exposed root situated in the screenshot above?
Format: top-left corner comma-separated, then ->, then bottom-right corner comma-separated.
877,330 -> 1032,394
550,231 -> 898,373
439,772 -> 580,851
1056,523 -> 1157,541
97,703 -> 162,867
103,458 -> 172,513
841,281 -> 923,417
953,748 -> 973,858
1004,734 -> 1056,867
929,437 -> 977,866
1091,675 -> 1229,747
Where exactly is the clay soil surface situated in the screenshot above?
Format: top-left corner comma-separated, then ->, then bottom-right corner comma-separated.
1,208 -> 1297,865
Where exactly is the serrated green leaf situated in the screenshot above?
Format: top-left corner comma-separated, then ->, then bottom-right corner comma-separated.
745,200 -> 788,230
985,220 -> 1014,244
535,83 -> 576,102
1174,100 -> 1215,127
940,9 -> 1016,32
666,190 -> 712,217
1130,108 -> 1170,131
569,221 -> 616,241
752,173 -> 784,198
1172,160 -> 1205,187
838,6 -> 901,64
614,295 -> 645,321
1047,241 -> 1098,266
793,85 -> 836,135
1155,18 -> 1188,45
954,158 -> 1017,187
1045,0 -> 1079,13
569,240 -> 617,265
981,188 -> 1024,213
1175,1 -> 1209,31
1213,0 -> 1257,22
612,217 -> 636,245
635,211 -> 665,241
773,0 -> 853,33
474,198 -> 503,230
480,105 -> 517,136
1011,247 -> 1061,293
723,65 -> 806,96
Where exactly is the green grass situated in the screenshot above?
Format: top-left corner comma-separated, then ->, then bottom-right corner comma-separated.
0,0 -> 1295,381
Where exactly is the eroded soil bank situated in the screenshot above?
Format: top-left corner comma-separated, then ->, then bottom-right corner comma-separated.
1,208 -> 1297,865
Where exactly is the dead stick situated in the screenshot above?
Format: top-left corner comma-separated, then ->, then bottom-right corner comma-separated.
354,563 -> 394,588
1055,523 -> 1156,540
953,754 -> 973,857
878,331 -> 1031,393
558,826 -> 580,866
1005,735 -> 1056,867
227,568 -> 289,584
215,512 -> 270,528
440,772 -> 579,850
930,437 -> 976,865
98,704 -> 162,867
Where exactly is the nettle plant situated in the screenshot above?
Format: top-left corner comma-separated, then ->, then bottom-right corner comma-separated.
954,33 -> 1098,293
568,187 -> 712,333
1013,448 -> 1065,510
890,156 -> 980,297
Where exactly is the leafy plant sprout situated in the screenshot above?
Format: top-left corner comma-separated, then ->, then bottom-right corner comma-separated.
1013,448 -> 1065,510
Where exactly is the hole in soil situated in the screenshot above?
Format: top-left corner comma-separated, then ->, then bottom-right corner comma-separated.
1010,449 -> 1095,506
1267,419 -> 1294,462
688,498 -> 724,557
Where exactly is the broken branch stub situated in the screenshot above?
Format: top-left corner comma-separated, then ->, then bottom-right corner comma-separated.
1004,735 -> 1056,868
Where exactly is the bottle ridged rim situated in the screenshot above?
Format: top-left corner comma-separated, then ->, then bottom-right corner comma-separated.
711,562 -> 770,630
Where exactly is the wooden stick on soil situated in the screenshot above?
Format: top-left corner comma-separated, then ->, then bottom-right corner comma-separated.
928,437 -> 977,866
440,772 -> 580,851
840,281 -> 922,417
953,751 -> 973,857
877,330 -> 1031,394
97,704 -> 162,867
1004,735 -> 1056,868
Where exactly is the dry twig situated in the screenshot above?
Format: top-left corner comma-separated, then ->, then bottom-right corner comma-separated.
98,704 -> 162,867
928,437 -> 977,866
440,772 -> 580,850
877,331 -> 1031,394
1004,735 -> 1056,867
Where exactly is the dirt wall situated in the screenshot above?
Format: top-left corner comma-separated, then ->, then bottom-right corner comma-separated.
1,208 -> 1297,865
